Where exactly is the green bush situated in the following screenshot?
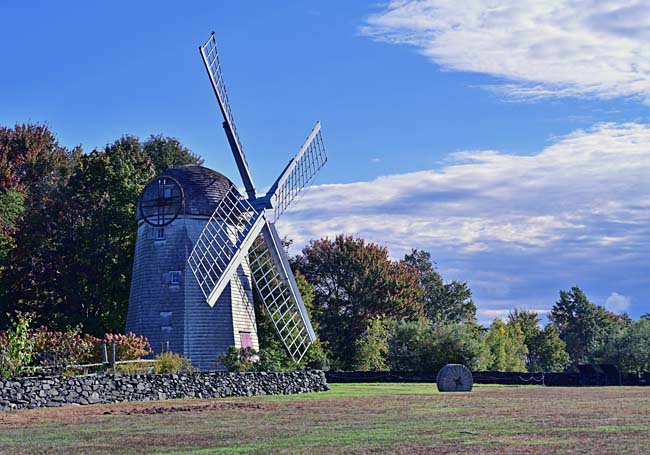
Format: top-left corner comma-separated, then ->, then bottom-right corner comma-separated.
116,361 -> 154,374
0,313 -> 35,378
388,318 -> 486,372
598,319 -> 650,372
218,346 -> 257,372
153,352 -> 194,374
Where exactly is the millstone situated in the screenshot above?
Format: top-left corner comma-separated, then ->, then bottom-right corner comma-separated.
436,364 -> 473,392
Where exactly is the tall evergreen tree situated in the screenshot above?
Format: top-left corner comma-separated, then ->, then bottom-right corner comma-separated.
403,249 -> 476,323
549,287 -> 623,365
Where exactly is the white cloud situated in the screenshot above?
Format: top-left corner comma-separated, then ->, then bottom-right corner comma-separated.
478,308 -> 511,322
361,0 -> 650,101
605,292 -> 632,313
282,122 -> 650,256
279,123 -> 650,322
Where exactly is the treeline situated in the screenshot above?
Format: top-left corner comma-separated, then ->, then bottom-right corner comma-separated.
2,124 -> 649,374
0,123 -> 201,334
288,237 -> 649,374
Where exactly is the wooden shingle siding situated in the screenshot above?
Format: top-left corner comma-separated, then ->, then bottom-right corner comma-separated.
127,166 -> 260,371
231,260 -> 259,352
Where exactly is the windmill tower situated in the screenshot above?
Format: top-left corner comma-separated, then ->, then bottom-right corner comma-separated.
126,33 -> 327,369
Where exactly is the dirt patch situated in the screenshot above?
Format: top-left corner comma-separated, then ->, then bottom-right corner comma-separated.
101,401 -> 264,415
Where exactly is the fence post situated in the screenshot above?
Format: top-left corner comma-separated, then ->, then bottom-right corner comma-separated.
102,340 -> 109,367
111,340 -> 116,373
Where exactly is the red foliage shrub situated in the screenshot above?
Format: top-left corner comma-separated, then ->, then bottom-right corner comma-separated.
103,332 -> 152,361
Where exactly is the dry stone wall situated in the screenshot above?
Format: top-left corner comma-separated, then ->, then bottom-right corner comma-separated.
0,371 -> 328,411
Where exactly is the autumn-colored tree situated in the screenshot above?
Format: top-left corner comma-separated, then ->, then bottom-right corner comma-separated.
1,128 -> 202,334
295,235 -> 424,369
0,124 -> 79,329
0,123 -> 73,192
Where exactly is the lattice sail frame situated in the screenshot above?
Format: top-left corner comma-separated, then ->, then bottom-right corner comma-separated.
191,32 -> 328,363
200,33 -> 244,158
187,186 -> 264,306
248,231 -> 315,362
269,122 -> 327,221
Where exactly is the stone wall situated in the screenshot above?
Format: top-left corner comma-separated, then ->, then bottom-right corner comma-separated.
0,371 -> 328,411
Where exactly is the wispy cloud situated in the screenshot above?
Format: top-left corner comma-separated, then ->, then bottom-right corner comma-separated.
360,1 -> 650,101
280,123 -> 650,324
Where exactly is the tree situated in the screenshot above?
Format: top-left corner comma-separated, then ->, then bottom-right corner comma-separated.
0,189 -> 24,264
0,124 -> 79,330
295,235 -> 424,369
388,318 -> 486,372
403,249 -> 476,323
549,287 -> 623,365
2,135 -> 156,334
142,134 -> 203,174
528,325 -> 570,372
0,123 -> 73,193
0,125 -> 205,334
353,316 -> 390,371
508,309 -> 569,372
480,318 -> 528,372
598,319 -> 650,373
56,136 -> 156,333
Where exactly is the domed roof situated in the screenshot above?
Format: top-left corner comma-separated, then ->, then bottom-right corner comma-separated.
137,165 -> 236,223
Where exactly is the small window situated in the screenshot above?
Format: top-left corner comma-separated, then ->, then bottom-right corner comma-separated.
161,326 -> 172,334
170,271 -> 181,285
163,187 -> 172,198
240,332 -> 252,349
155,228 -> 165,240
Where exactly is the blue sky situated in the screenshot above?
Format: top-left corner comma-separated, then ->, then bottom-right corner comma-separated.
2,1 -> 649,324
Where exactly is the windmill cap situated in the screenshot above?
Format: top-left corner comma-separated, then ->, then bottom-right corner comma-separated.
137,165 -> 237,221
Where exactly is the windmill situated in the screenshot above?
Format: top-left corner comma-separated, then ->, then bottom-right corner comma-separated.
187,33 -> 327,363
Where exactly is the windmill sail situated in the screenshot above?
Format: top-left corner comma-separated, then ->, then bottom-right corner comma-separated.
200,33 -> 256,199
188,186 -> 265,306
249,222 -> 316,362
265,122 -> 327,221
192,32 -> 328,364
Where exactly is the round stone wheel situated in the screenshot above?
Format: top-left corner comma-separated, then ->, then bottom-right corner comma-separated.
436,364 -> 473,392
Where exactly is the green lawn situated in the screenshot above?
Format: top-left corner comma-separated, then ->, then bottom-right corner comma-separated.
1,383 -> 649,454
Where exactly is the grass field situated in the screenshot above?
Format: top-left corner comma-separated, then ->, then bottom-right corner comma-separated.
1,383 -> 649,454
